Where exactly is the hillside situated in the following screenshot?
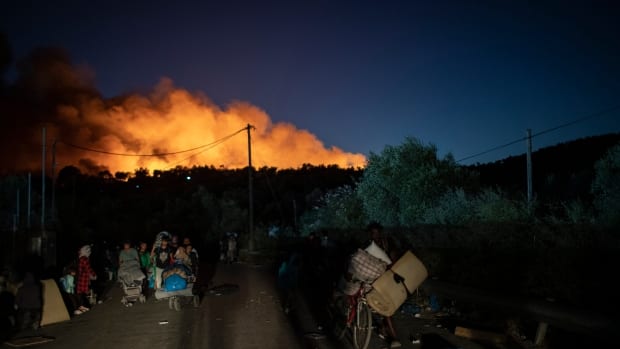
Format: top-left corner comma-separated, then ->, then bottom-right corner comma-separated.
471,133 -> 620,202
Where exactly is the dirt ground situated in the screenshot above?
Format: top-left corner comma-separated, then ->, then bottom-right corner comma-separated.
2,263 -> 301,349
2,261 -> 493,349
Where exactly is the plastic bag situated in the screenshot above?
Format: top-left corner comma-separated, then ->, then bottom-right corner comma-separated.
164,274 -> 187,291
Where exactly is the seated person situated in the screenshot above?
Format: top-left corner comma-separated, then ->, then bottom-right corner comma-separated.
118,241 -> 145,284
162,246 -> 194,282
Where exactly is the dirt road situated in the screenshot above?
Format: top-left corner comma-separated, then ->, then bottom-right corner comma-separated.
3,261 -> 487,349
3,263 -> 302,349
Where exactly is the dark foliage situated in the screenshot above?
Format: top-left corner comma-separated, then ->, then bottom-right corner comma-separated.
471,133 -> 620,202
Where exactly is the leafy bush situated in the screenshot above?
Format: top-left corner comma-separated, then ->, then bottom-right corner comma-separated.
472,188 -> 532,223
300,185 -> 365,233
592,143 -> 620,226
421,188 -> 532,225
421,188 -> 473,225
562,200 -> 593,224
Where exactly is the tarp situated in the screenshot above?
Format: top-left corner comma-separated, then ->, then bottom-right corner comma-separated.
40,279 -> 70,326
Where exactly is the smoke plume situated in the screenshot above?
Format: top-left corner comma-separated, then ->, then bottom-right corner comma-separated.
0,47 -> 366,174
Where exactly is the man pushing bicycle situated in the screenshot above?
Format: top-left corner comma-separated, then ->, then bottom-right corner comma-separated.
338,222 -> 402,349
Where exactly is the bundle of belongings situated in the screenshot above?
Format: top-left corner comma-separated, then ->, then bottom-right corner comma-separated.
340,241 -> 392,295
162,248 -> 195,291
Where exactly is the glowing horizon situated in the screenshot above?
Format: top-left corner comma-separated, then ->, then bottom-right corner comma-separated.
43,78 -> 366,173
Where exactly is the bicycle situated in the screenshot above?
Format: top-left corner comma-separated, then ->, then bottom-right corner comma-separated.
327,282 -> 373,349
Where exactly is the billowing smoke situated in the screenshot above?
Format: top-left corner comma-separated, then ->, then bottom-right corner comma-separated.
0,47 -> 366,174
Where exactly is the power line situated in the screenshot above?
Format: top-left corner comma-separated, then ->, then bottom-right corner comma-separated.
164,133 -> 240,169
58,127 -> 247,157
531,104 -> 620,138
457,137 -> 526,163
456,104 -> 620,163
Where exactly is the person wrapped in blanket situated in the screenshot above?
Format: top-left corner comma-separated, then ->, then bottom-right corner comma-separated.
161,246 -> 195,291
118,241 -> 145,286
339,222 -> 401,348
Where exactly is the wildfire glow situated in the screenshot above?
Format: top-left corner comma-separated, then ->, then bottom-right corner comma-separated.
50,79 -> 366,173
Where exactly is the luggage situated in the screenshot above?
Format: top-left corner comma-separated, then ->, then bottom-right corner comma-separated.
366,251 -> 427,317
348,249 -> 387,283
390,250 -> 428,293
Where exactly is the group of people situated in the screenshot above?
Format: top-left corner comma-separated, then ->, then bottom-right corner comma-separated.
56,234 -> 200,317
151,236 -> 199,290
0,243 -> 98,333
0,233 -> 203,334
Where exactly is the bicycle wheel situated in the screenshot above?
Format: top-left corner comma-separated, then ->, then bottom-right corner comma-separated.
352,301 -> 372,349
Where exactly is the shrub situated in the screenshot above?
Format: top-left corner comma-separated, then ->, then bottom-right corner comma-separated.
592,143 -> 620,226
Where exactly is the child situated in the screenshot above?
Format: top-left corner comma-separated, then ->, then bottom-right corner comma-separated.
60,267 -> 87,315
173,246 -> 190,266
183,237 -> 199,258
138,242 -> 153,290
15,272 -> 42,330
185,244 -> 199,276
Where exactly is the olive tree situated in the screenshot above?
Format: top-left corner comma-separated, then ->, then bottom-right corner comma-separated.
357,137 -> 467,227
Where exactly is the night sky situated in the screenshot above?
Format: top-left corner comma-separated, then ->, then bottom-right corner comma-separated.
2,0 -> 619,165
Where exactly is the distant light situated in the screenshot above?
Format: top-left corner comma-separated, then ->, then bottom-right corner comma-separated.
136,185 -> 140,189
186,176 -> 191,180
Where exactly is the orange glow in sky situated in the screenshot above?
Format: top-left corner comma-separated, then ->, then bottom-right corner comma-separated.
52,79 -> 366,173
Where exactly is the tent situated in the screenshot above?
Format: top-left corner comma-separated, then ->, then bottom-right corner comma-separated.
40,279 -> 70,326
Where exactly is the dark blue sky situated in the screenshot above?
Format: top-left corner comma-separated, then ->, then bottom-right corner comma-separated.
2,0 -> 619,164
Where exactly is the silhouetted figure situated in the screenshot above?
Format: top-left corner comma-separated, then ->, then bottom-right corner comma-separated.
15,272 -> 42,330
0,273 -> 16,338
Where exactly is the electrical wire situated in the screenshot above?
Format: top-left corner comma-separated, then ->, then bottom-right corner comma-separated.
58,127 -> 247,157
164,133 -> 239,169
456,137 -> 526,163
456,104 -> 620,163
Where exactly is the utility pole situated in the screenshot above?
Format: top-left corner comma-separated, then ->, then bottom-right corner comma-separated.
27,172 -> 31,229
41,127 -> 46,234
526,129 -> 533,204
51,139 -> 57,223
247,124 -> 255,251
14,189 -> 19,261
293,200 -> 297,233
16,189 -> 20,229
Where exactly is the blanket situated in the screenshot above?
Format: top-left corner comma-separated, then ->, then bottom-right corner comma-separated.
118,259 -> 145,284
162,263 -> 192,281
